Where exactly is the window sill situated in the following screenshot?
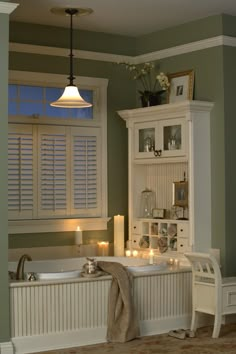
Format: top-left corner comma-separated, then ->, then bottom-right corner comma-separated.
8,217 -> 111,234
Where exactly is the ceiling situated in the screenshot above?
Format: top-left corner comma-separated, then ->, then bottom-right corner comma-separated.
10,0 -> 236,37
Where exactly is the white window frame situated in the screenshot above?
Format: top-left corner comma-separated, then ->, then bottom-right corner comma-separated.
8,70 -> 110,234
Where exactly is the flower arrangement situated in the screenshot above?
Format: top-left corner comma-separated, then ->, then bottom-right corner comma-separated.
118,61 -> 170,106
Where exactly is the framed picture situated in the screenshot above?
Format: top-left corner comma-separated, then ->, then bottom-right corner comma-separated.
167,70 -> 194,103
152,208 -> 165,219
172,181 -> 188,207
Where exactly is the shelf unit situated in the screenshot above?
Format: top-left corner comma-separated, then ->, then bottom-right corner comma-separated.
118,101 -> 214,256
132,218 -> 190,253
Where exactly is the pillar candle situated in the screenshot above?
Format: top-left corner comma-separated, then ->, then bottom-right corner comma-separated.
114,215 -> 124,256
75,227 -> 83,245
149,249 -> 154,265
97,241 -> 109,256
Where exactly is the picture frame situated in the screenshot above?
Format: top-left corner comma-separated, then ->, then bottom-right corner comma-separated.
152,208 -> 165,219
167,70 -> 194,103
172,181 -> 188,207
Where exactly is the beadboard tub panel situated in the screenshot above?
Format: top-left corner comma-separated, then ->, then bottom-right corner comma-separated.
10,270 -> 192,353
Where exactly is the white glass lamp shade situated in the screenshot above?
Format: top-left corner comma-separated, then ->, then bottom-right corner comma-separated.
50,85 -> 92,108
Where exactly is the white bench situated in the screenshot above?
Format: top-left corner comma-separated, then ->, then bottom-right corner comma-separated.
185,252 -> 236,338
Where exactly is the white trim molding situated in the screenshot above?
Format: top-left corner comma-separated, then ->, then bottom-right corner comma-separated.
0,2 -> 18,14
8,217 -> 111,234
0,341 -> 14,354
9,35 -> 236,64
133,35 -> 233,64
9,42 -> 132,64
8,70 -> 108,89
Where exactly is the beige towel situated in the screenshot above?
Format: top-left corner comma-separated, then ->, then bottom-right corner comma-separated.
97,261 -> 140,343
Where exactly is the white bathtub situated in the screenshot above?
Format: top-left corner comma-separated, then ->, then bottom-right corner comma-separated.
8,256 -> 155,280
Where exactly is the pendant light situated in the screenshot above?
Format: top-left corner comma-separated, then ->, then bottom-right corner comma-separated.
50,8 -> 93,108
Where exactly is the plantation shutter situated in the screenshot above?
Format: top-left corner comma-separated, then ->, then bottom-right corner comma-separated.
70,127 -> 101,217
8,124 -> 35,219
38,126 -> 68,217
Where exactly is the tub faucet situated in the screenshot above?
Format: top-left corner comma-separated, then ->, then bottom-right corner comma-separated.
16,254 -> 32,280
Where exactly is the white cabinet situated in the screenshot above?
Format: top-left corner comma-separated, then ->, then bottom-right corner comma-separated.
134,117 -> 186,159
118,101 -> 214,255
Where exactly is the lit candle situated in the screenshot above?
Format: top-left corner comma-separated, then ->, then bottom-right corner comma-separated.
169,258 -> 174,265
149,249 -> 154,265
132,250 -> 138,257
114,215 -> 124,256
75,227 -> 83,245
174,258 -> 179,267
125,250 -> 131,257
97,241 -> 109,256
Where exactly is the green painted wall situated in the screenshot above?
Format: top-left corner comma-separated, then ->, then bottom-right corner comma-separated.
222,14 -> 236,36
0,12 -> 11,342
223,45 -> 236,276
7,14 -> 236,275
136,15 -> 224,54
10,21 -> 136,55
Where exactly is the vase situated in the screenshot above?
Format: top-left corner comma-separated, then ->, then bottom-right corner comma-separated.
140,90 -> 165,107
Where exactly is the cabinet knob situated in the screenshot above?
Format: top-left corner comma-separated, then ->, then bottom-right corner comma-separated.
154,149 -> 162,157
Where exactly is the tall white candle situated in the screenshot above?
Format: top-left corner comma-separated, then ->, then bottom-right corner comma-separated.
75,226 -> 83,245
149,249 -> 154,265
114,215 -> 124,256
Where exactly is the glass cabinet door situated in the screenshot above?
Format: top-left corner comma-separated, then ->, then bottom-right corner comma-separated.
134,122 -> 157,158
159,118 -> 186,157
134,118 -> 186,159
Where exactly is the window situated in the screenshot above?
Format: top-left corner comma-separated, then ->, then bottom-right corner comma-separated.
8,71 -> 108,233
9,84 -> 93,119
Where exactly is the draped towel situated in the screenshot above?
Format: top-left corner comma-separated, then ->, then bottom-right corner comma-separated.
97,261 -> 140,343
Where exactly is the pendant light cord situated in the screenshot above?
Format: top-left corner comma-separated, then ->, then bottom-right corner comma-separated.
65,8 -> 78,86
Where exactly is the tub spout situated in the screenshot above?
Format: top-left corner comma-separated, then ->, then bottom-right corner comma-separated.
16,254 -> 32,280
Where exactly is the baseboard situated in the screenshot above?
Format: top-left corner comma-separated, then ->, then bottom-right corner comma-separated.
12,316 -> 192,353
12,328 -> 107,354
223,313 -> 236,324
140,315 -> 192,336
0,342 -> 14,354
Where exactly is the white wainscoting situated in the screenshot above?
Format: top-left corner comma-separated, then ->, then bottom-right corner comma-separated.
0,342 -> 14,354
10,270 -> 192,353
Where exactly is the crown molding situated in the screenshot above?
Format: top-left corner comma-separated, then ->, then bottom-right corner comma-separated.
9,42 -> 132,63
133,35 -> 229,64
0,2 -> 18,14
9,35 -> 236,64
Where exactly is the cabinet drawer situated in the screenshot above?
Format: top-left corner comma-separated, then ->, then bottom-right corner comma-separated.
177,237 -> 190,253
132,220 -> 141,234
177,223 -> 189,237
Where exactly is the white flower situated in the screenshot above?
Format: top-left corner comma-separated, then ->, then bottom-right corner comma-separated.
117,61 -> 169,94
156,72 -> 170,90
